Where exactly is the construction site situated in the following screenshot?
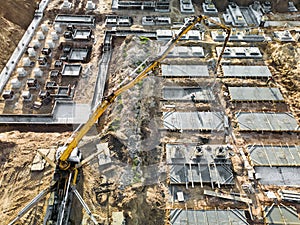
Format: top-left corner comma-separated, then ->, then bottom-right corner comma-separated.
0,0 -> 300,224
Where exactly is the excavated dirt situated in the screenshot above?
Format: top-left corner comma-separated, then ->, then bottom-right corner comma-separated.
0,0 -> 37,71
0,131 -> 71,224
265,42 -> 300,123
93,36 -> 168,224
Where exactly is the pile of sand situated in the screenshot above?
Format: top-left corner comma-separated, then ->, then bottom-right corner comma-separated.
0,0 -> 37,71
109,35 -> 161,89
266,42 -> 300,121
0,131 -> 71,224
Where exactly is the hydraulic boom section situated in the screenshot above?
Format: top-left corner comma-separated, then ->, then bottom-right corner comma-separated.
57,15 -> 231,171
8,15 -> 231,225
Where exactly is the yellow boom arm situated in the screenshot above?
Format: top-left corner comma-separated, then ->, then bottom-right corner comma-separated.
58,15 -> 231,170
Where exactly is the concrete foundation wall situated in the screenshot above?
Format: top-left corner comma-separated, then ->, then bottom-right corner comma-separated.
204,0 -> 299,12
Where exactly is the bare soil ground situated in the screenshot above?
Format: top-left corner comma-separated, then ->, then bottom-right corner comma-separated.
0,131 -> 71,223
0,0 -> 38,71
92,36 -> 168,225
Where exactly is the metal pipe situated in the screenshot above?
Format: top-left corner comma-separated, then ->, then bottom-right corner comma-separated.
72,186 -> 99,224
57,173 -> 72,225
8,188 -> 49,225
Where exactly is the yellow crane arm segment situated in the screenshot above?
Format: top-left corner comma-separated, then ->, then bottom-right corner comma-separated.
58,15 -> 231,169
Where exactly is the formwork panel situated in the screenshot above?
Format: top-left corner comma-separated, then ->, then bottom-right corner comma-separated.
167,144 -> 233,186
161,65 -> 209,77
169,164 -> 234,185
222,65 -> 272,78
166,144 -> 231,164
69,49 -> 89,61
264,205 -> 300,224
216,47 -> 262,58
170,209 -> 249,225
61,64 -> 82,77
255,167 -> 300,185
229,87 -> 284,101
236,112 -> 299,131
73,29 -> 92,40
53,102 -> 90,124
0,115 -> 53,124
248,145 -> 300,166
163,87 -> 215,101
55,15 -> 95,26
167,46 -> 204,58
163,112 -> 224,131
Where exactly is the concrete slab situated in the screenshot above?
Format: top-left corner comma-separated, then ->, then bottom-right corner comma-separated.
236,112 -> 299,131
161,65 -> 209,77
264,205 -> 300,224
97,143 -> 112,167
0,102 -> 90,125
273,30 -> 295,42
168,46 -> 204,58
114,0 -> 157,10
204,17 -> 221,27
217,47 -> 262,59
180,0 -> 195,13
53,102 -> 90,124
156,29 -> 172,39
55,14 -> 95,26
256,167 -> 300,185
69,49 -> 90,62
72,29 -> 92,41
31,148 -> 55,171
223,3 -> 247,27
105,16 -> 132,27
61,64 -> 82,77
0,115 -> 53,124
142,16 -> 171,26
92,49 -> 112,108
222,65 -> 272,78
163,111 -> 224,131
229,87 -> 284,101
170,209 -> 249,225
248,145 -> 300,166
31,153 -> 46,171
166,144 -> 231,165
163,87 -> 214,101
240,7 -> 259,26
157,30 -> 201,40
112,212 -> 125,225
202,1 -> 218,15
170,163 -> 234,185
211,30 -> 265,42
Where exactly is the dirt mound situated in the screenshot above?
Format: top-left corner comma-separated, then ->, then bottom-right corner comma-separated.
265,42 -> 300,122
0,0 -> 37,71
109,35 -> 160,89
0,0 -> 37,29
119,185 -> 166,225
90,36 -> 167,224
0,131 -> 71,224
270,43 -> 299,69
